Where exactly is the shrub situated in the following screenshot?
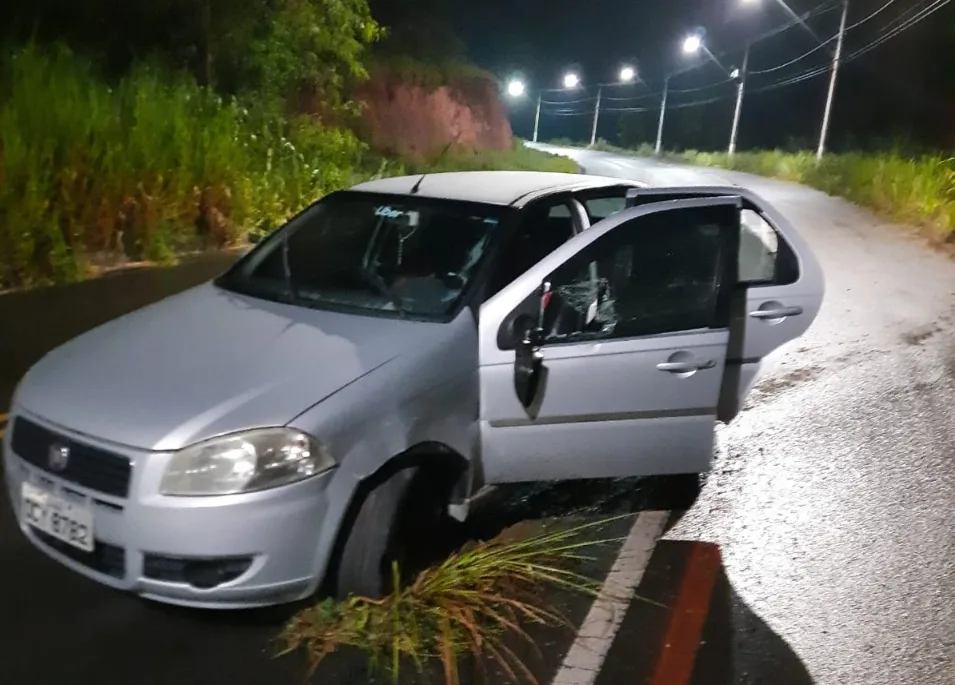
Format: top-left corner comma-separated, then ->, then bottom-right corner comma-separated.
0,43 -> 365,289
0,45 -> 581,291
278,518 -> 627,685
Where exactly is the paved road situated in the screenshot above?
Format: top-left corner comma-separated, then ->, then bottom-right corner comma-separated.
537,144 -> 955,685
3,147 -> 955,685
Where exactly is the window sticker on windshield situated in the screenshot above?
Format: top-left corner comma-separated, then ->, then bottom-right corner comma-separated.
375,206 -> 420,228
375,205 -> 403,219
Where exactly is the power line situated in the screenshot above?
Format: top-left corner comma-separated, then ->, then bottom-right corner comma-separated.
602,92 -> 661,102
750,0 -> 908,75
605,92 -> 734,113
528,0 -> 952,146
843,0 -> 949,60
602,106 -> 654,113
547,0 -> 948,115
540,96 -> 596,105
750,0 -> 950,93
664,0 -> 840,81
668,77 -> 736,94
545,110 -> 593,117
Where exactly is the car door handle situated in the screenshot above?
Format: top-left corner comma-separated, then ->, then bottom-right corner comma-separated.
657,359 -> 716,373
749,305 -> 803,320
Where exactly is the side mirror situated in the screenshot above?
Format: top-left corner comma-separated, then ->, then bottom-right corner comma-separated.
513,281 -> 551,409
514,326 -> 544,409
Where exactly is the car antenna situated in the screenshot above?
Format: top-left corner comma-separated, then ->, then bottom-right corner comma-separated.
410,137 -> 457,195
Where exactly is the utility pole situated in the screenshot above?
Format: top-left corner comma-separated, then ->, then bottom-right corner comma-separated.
532,93 -> 542,143
728,43 -> 749,155
589,87 -> 603,147
817,0 -> 849,160
654,77 -> 669,155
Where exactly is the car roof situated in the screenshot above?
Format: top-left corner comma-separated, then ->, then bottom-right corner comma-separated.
348,171 -> 643,207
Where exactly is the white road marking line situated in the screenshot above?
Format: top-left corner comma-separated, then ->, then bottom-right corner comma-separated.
551,509 -> 668,685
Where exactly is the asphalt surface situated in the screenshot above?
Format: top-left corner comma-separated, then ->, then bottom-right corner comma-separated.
539,144 -> 955,684
2,146 -> 955,684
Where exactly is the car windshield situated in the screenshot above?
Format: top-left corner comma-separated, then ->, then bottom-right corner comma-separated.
217,192 -> 506,320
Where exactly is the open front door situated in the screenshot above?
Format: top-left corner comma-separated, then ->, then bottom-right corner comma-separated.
625,186 -> 826,422
477,196 -> 741,485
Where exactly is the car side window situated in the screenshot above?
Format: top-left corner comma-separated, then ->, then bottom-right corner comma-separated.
486,199 -> 577,298
583,196 -> 627,223
739,209 -> 779,284
539,205 -> 731,344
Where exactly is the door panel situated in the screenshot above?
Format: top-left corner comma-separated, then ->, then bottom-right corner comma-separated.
623,186 -> 825,422
478,197 -> 741,485
480,331 -> 729,482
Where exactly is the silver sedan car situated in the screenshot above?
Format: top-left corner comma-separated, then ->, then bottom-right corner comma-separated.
3,171 -> 824,608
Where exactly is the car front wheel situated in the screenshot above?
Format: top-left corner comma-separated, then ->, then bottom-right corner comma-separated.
333,466 -> 447,600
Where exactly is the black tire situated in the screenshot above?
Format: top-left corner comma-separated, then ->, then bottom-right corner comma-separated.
334,466 -> 447,600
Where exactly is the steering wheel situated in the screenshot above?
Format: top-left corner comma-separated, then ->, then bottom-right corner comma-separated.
440,272 -> 467,291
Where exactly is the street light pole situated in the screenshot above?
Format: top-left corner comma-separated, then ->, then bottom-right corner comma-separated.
817,0 -> 848,160
655,76 -> 669,155
728,43 -> 749,155
589,86 -> 603,147
533,92 -> 542,143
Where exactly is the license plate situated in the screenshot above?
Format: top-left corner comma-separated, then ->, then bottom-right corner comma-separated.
21,482 -> 95,553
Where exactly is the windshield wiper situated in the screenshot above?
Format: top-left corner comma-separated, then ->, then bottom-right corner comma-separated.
358,266 -> 407,319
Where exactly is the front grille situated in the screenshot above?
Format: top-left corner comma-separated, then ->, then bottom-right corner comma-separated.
11,417 -> 132,498
33,530 -> 126,579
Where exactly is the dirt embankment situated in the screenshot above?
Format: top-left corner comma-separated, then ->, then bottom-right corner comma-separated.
356,65 -> 513,161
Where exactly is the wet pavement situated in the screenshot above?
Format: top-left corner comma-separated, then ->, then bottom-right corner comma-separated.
3,149 -> 955,684
543,145 -> 955,685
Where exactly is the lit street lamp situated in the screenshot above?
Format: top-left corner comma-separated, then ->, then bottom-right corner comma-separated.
589,65 -> 640,147
507,79 -> 526,98
658,31 -> 728,155
682,34 -> 702,54
681,31 -> 730,75
531,70 -> 581,144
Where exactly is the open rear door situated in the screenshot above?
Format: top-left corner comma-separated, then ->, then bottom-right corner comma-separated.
626,186 -> 825,422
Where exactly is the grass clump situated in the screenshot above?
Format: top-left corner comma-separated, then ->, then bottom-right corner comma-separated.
278,518 -> 625,685
561,137 -> 955,239
674,147 -> 955,239
415,142 -> 579,175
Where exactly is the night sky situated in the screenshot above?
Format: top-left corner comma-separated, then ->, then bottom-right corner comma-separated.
445,0 -> 955,151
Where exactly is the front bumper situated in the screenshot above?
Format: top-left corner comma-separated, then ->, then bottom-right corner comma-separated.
3,411 -> 338,609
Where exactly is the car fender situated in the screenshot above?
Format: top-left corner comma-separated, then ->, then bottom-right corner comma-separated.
286,308 -> 480,589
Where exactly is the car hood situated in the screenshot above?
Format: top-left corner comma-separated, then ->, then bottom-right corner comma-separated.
14,283 -> 445,451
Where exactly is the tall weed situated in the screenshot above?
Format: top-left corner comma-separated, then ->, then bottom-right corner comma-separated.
0,44 -> 582,291
672,147 -> 955,237
0,43 -> 365,289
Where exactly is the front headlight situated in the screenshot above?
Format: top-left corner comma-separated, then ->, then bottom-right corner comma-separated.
160,428 -> 336,496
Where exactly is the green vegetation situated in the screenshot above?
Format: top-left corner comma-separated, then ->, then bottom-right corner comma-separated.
406,141 -> 578,175
278,519 -> 622,685
0,43 -> 368,288
0,44 -> 573,291
675,149 -> 955,238
567,137 -> 955,240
